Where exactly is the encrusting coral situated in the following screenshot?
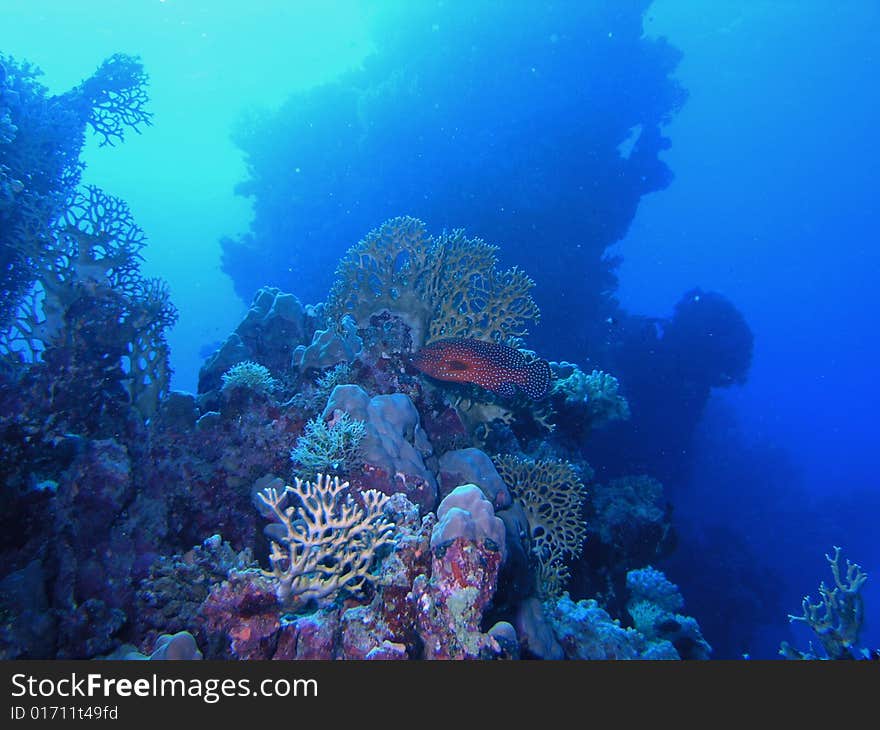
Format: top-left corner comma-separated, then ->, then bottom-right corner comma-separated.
256,474 -> 396,607
221,360 -> 279,397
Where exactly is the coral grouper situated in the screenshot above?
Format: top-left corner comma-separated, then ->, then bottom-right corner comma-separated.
412,337 -> 552,399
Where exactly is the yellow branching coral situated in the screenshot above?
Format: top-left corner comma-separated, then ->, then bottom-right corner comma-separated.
493,455 -> 589,598
327,216 -> 539,348
257,474 -> 396,606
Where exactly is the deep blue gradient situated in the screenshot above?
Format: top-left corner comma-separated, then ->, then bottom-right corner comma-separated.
619,0 -> 879,656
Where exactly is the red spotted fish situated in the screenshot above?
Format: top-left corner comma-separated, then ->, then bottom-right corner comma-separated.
411,337 -> 552,399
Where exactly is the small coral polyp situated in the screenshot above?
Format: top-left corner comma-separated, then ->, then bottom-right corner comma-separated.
327,216 -> 539,349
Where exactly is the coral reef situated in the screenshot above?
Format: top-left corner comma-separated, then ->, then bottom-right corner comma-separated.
0,153 -> 721,662
547,595 -> 679,660
327,217 -> 539,349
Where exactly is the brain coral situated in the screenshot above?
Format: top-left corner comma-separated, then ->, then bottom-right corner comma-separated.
326,216 -> 539,348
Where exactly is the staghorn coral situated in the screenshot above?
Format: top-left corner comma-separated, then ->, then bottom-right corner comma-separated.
257,474 -> 396,607
289,411 -> 366,478
493,455 -> 589,598
781,546 -> 869,660
327,216 -> 539,348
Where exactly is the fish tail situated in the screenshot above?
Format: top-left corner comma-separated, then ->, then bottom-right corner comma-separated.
522,358 -> 552,400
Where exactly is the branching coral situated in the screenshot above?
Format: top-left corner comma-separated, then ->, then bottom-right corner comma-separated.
257,474 -> 396,606
289,411 -> 366,478
781,546 -> 869,660
221,361 -> 278,397
626,566 -> 711,660
493,455 -> 589,598
2,185 -> 176,421
551,362 -> 630,424
0,54 -> 171,423
0,53 -> 152,332
327,216 -> 539,348
74,53 -> 152,147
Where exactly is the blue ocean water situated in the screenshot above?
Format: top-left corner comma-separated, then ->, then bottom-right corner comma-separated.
0,0 -> 876,659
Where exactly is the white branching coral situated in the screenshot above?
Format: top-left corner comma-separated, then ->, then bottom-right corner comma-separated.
257,474 -> 396,606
